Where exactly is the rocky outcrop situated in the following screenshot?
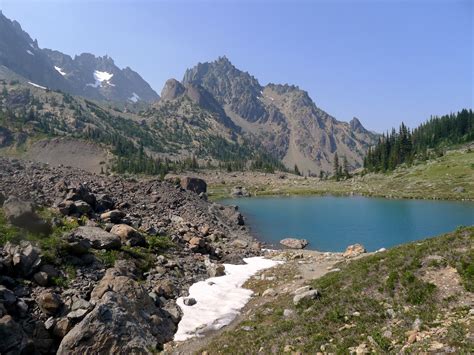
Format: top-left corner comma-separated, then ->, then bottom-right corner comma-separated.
58,261 -> 175,353
280,238 -> 309,249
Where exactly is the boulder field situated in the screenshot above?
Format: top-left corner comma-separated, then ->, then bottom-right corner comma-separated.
0,157 -> 261,353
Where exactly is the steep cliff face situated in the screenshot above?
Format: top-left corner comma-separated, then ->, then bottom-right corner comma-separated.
183,57 -> 378,173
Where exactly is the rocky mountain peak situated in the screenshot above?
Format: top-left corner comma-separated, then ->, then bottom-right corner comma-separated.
183,56 -> 265,122
350,117 -> 367,133
161,78 -> 186,101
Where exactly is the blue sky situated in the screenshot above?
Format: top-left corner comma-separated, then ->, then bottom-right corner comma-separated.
1,0 -> 472,132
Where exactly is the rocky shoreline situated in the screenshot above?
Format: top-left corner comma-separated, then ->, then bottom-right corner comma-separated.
0,157 -> 263,353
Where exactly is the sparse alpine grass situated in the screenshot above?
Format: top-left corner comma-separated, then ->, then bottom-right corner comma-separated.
208,146 -> 474,201
202,226 -> 473,353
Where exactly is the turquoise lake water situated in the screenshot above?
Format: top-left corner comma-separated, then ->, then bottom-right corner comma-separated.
221,196 -> 474,252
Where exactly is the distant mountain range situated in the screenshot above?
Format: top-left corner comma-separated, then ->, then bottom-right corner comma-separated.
0,11 -> 159,103
0,11 -> 378,174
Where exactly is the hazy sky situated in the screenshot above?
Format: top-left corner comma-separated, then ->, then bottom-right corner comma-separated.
1,0 -> 472,132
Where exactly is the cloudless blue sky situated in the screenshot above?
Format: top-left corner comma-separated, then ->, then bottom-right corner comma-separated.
1,0 -> 472,132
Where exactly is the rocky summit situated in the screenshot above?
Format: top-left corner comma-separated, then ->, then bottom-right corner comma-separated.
182,56 -> 379,173
0,157 -> 261,353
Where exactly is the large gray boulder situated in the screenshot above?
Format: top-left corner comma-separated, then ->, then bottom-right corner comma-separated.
280,238 -> 309,249
2,196 -> 51,234
180,176 -> 207,194
67,226 -> 121,250
3,241 -> 42,277
57,262 -> 175,354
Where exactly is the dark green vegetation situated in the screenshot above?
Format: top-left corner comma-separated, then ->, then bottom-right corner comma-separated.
364,109 -> 473,172
0,208 -> 79,265
0,207 -> 173,282
203,227 -> 474,353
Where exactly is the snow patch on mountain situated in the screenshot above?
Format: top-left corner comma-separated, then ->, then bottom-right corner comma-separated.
129,92 -> 140,103
28,82 -> 47,90
54,66 -> 66,76
87,70 -> 114,88
26,49 -> 34,56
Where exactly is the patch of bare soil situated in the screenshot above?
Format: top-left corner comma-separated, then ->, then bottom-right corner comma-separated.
422,265 -> 474,307
26,137 -> 111,174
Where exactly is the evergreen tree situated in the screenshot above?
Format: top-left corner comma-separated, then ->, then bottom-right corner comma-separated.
294,164 -> 300,175
333,153 -> 340,181
342,156 -> 350,178
364,109 -> 473,172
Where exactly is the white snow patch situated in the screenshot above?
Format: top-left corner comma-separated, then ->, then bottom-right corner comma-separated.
174,256 -> 283,341
129,92 -> 140,103
54,66 -> 66,76
26,50 -> 34,56
87,70 -> 114,88
28,82 -> 47,90
29,43 -> 35,49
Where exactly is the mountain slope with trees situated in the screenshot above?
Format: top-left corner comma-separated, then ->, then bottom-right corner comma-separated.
364,109 -> 473,172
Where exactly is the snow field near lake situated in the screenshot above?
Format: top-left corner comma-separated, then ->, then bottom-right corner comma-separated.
174,256 -> 282,341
